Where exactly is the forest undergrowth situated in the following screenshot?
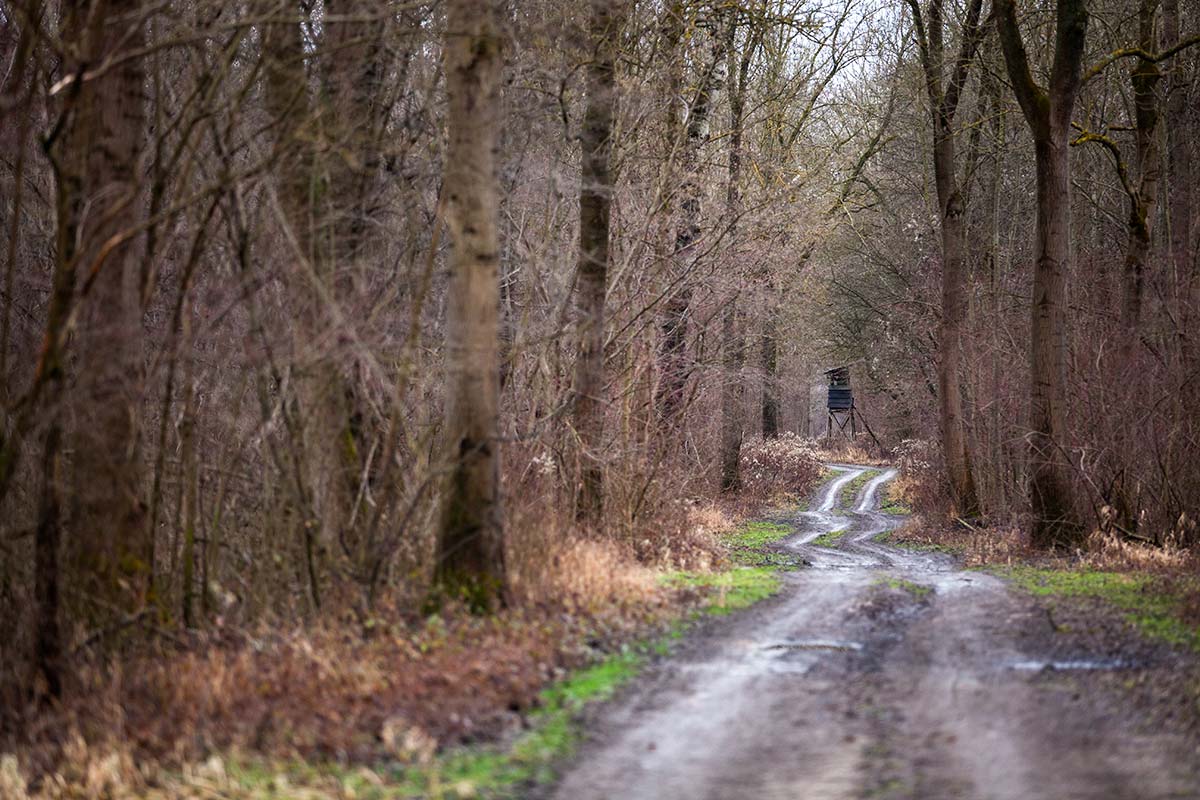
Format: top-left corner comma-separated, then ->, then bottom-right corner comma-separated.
0,436 -> 824,798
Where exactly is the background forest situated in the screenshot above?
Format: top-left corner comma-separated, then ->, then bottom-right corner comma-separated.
0,0 -> 1198,793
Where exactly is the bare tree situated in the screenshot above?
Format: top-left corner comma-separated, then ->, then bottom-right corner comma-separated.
573,0 -> 625,522
1162,0 -> 1195,342
906,0 -> 985,517
657,7 -> 730,421
996,0 -> 1087,546
435,0 -> 507,608
721,10 -> 759,492
61,0 -> 151,621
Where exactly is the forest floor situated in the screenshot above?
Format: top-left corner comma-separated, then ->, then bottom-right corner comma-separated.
545,466 -> 1200,800
12,466 -> 1199,799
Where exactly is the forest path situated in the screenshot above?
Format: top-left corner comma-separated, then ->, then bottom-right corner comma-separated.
547,466 -> 1200,800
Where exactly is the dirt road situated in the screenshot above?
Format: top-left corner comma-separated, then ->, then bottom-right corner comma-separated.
549,466 -> 1200,800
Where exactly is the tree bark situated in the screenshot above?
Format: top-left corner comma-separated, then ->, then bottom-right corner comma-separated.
996,0 -> 1087,547
573,0 -> 623,522
56,0 -> 151,623
1119,0 -> 1163,339
657,13 -> 730,421
720,20 -> 754,493
760,307 -> 779,439
261,0 -> 326,610
1162,0 -> 1195,341
907,0 -> 984,518
435,0 -> 507,609
318,0 -> 389,565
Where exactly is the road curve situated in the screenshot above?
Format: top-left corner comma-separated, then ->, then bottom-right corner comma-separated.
547,465 -> 1200,800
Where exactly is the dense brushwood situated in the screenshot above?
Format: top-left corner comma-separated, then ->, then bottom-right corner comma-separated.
1,0 -> 1198,791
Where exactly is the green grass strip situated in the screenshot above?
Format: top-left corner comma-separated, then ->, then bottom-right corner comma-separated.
812,527 -> 849,547
839,468 -> 881,509
875,576 -> 933,599
659,566 -> 782,616
995,566 -> 1200,652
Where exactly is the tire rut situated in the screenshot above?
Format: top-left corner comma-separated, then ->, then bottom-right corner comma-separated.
548,465 -> 1200,800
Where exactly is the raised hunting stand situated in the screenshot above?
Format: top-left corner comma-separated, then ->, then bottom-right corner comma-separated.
824,365 -> 881,448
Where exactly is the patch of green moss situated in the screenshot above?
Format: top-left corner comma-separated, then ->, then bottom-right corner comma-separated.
721,521 -> 804,569
812,527 -> 849,547
659,566 -> 782,616
876,577 -> 933,599
726,521 -> 792,549
996,566 -> 1200,651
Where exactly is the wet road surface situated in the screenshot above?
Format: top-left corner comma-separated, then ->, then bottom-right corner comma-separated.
549,465 -> 1200,800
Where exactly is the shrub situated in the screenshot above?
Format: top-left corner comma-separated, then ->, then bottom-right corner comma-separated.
739,434 -> 823,501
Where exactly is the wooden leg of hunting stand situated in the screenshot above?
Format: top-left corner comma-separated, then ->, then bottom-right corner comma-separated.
856,408 -> 883,452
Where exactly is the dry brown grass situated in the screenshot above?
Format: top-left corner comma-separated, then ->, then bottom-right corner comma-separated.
1077,530 -> 1195,574
1,489 -> 740,797
5,590 -> 675,792
881,516 -> 1032,566
516,536 -> 661,610
814,439 -> 889,467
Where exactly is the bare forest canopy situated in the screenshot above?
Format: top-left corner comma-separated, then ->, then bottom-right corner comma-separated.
0,0 -> 1198,701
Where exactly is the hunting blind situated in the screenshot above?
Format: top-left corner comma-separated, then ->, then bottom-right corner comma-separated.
824,365 -> 879,447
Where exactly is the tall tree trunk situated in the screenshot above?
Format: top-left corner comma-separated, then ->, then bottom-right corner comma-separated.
179,303 -> 199,628
656,13 -> 729,421
1119,0 -> 1163,340
720,21 -> 754,492
57,0 -> 151,623
435,0 -> 506,609
261,1 -> 335,608
938,182 -> 980,516
719,301 -> 745,489
760,307 -> 779,439
997,0 -> 1088,547
907,0 -> 984,518
319,0 -> 388,564
573,0 -> 623,522
1163,0 -> 1195,344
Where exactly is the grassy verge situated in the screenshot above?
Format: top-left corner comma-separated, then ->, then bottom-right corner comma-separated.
659,566 -> 782,616
169,525 -> 792,799
171,571 -> 780,800
812,527 -> 848,547
188,649 -> 645,800
994,566 -> 1200,652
